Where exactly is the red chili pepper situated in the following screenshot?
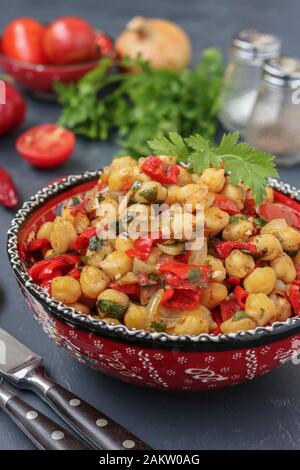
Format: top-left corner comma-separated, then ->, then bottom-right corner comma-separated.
289,284 -> 300,315
160,288 -> 200,310
27,238 -> 51,252
226,276 -> 241,286
126,233 -> 161,261
220,298 -> 240,321
214,194 -> 240,216
68,267 -> 81,280
234,286 -> 248,309
110,283 -> 140,296
141,156 -> 179,185
158,261 -> 211,290
74,226 -> 97,253
215,241 -> 260,259
0,166 -> 19,208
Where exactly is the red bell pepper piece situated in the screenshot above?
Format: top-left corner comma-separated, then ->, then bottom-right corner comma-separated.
40,278 -> 52,295
234,286 -> 248,309
28,254 -> 80,282
126,233 -> 161,261
214,194 -> 241,216
110,283 -> 140,296
70,202 -> 86,216
226,276 -> 241,286
215,241 -> 260,259
289,284 -> 300,315
160,288 -> 201,310
27,238 -> 51,252
74,226 -> 97,253
258,201 -> 300,230
220,298 -> 240,321
38,267 -> 62,282
0,167 -> 19,208
141,156 -> 179,185
274,190 -> 300,212
243,190 -> 257,216
158,261 -> 211,290
174,251 -> 190,263
68,268 -> 81,280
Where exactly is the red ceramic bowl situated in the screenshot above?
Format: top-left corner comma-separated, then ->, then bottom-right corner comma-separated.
0,32 -> 113,98
7,172 -> 300,390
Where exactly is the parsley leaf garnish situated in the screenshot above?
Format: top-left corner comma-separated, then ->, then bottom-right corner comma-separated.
231,311 -> 251,321
150,321 -> 167,332
148,131 -> 278,204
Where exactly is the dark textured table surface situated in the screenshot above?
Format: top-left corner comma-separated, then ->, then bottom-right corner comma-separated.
1,0 -> 300,451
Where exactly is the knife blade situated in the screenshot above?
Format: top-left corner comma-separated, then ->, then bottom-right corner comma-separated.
0,328 -> 152,450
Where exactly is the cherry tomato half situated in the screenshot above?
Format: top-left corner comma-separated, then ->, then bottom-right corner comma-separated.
16,124 -> 76,169
43,16 -> 95,65
2,18 -> 47,64
0,82 -> 26,136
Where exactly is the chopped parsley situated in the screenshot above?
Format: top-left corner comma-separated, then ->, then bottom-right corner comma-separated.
150,321 -> 167,332
253,217 -> 268,228
230,215 -> 247,224
231,311 -> 251,321
72,196 -> 81,206
97,300 -> 127,319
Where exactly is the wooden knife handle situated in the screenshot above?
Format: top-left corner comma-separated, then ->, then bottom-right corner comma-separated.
46,384 -> 151,450
4,394 -> 89,450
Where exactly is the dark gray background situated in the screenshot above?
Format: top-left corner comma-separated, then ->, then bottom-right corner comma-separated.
1,0 -> 300,451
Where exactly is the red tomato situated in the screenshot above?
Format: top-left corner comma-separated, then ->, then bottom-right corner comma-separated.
2,18 -> 47,64
43,17 -> 95,65
0,82 -> 26,136
258,202 -> 300,229
16,124 -> 75,169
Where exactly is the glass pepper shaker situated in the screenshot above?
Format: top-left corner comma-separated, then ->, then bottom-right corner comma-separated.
219,29 -> 281,134
246,57 -> 300,166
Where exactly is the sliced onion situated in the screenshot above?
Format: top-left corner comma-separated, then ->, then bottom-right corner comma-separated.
145,289 -> 164,330
159,305 -> 182,329
188,238 -> 208,264
133,257 -> 156,274
275,280 -> 287,291
157,241 -> 185,256
117,272 -> 139,285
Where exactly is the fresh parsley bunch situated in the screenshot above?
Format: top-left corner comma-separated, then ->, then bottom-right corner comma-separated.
148,131 -> 278,204
55,49 -> 224,156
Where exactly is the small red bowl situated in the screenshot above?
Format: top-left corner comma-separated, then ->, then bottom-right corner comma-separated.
6,173 -> 300,391
0,32 -> 113,98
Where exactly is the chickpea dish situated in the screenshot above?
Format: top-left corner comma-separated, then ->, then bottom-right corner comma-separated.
27,154 -> 300,336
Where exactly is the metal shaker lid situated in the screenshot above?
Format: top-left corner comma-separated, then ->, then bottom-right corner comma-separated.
263,56 -> 300,87
231,29 -> 281,61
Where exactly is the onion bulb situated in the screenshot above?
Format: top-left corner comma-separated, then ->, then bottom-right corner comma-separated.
116,16 -> 191,70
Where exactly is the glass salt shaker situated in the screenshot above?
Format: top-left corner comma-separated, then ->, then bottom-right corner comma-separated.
219,29 -> 281,134
246,57 -> 300,166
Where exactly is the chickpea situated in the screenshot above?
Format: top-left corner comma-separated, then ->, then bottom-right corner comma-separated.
205,207 -> 230,237
276,227 -> 300,253
115,236 -> 133,252
201,282 -> 228,309
80,266 -> 110,299
222,218 -> 253,241
245,293 -> 277,326
108,167 -> 136,191
67,302 -> 90,315
51,276 -> 81,304
177,184 -> 214,211
134,181 -> 167,204
250,234 -> 283,261
100,251 -> 133,280
165,185 -> 179,205
62,208 -> 90,235
96,198 -> 119,221
37,221 -> 53,241
124,303 -> 147,330
270,295 -> 292,322
243,267 -> 276,295
200,168 -> 225,193
111,156 -> 137,168
261,218 -> 288,236
270,254 -> 296,283
156,155 -> 177,165
205,255 -> 226,282
50,217 -> 77,254
177,166 -> 193,186
97,289 -> 129,319
174,309 -> 210,335
220,180 -> 245,210
169,211 -> 196,240
225,249 -> 255,279
102,317 -> 121,325
220,315 -> 257,334
86,242 -> 113,268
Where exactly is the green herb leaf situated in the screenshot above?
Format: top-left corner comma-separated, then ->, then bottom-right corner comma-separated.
150,321 -> 167,332
139,186 -> 158,203
72,196 -> 81,206
80,255 -> 91,264
229,215 -> 248,224
97,300 -> 127,319
188,268 -> 202,282
231,311 -> 251,321
89,236 -> 101,251
253,217 -> 268,227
